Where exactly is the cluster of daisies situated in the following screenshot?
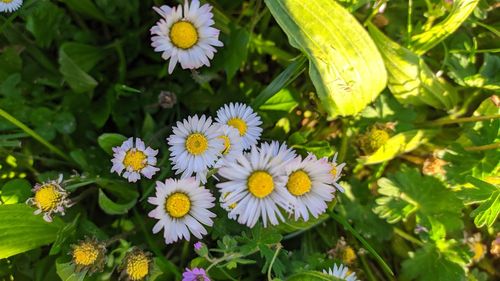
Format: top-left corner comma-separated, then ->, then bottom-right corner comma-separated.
109,102 -> 345,245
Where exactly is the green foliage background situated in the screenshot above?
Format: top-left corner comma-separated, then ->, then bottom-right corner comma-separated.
0,0 -> 499,280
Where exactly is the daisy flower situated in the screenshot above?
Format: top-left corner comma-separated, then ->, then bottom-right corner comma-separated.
214,124 -> 244,168
111,137 -> 160,183
182,268 -> 210,281
167,115 -> 224,184
26,175 -> 72,222
321,153 -> 346,192
285,154 -> 336,221
148,177 -> 216,244
0,0 -> 23,13
151,0 -> 223,74
215,103 -> 263,149
216,145 -> 296,228
323,263 -> 359,281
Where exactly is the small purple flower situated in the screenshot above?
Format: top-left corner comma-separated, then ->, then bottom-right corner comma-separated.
194,242 -> 203,251
182,268 -> 210,281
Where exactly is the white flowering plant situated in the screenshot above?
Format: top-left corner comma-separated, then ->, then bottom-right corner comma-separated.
0,0 -> 498,281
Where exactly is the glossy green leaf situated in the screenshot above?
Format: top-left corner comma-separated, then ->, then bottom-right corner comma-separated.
259,88 -> 298,112
459,177 -> 500,228
0,204 -> 65,258
368,24 -> 459,110
265,0 -> 387,117
223,27 -> 250,81
98,189 -> 138,215
1,179 -> 31,204
59,47 -> 98,93
362,130 -> 436,165
375,168 -> 463,233
55,258 -> 88,281
409,0 -> 480,55
97,133 -> 127,155
60,42 -> 105,73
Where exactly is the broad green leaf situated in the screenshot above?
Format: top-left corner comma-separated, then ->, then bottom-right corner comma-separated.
286,271 -> 341,281
265,0 -> 387,117
60,43 -> 106,73
0,47 -> 22,82
293,141 -> 335,158
26,0 -> 68,48
459,177 -> 500,228
252,55 -> 306,108
223,27 -> 250,81
0,204 -> 65,258
1,179 -> 31,204
401,240 -> 471,281
259,88 -> 298,112
59,47 -> 98,93
362,130 -> 436,165
98,189 -> 137,215
97,133 -> 127,155
54,112 -> 76,135
375,168 -> 463,233
409,0 -> 480,55
62,0 -> 110,24
55,258 -> 88,281
368,24 -> 460,110
277,213 -> 329,234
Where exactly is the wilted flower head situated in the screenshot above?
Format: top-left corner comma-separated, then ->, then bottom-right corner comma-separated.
467,233 -> 487,263
182,267 -> 210,281
120,248 -> 153,281
158,91 -> 177,109
70,237 -> 107,274
490,233 -> 500,258
26,175 -> 71,222
422,155 -> 447,176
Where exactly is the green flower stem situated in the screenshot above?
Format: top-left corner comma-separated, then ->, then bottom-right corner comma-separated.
338,118 -> 349,163
267,244 -> 282,281
464,142 -> 500,151
330,211 -> 395,281
0,108 -> 72,162
393,227 -> 424,246
132,208 -> 181,279
421,114 -> 500,127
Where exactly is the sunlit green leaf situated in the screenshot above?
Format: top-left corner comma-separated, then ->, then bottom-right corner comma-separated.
409,0 -> 480,55
368,24 -> 460,110
55,258 -> 88,281
459,177 -> 500,228
98,189 -> 137,215
1,179 -> 31,204
97,133 -> 127,155
362,130 -> 436,165
265,0 -> 387,117
0,204 -> 65,259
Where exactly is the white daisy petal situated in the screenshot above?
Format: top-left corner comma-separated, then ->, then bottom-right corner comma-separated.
110,137 -> 159,182
147,177 -> 216,244
150,0 -> 222,73
320,153 -> 346,192
167,115 -> 224,184
215,103 -> 263,149
0,0 -> 23,13
217,143 -> 296,228
323,263 -> 359,281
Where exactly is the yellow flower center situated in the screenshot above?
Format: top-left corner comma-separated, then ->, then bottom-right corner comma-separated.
286,170 -> 312,196
472,242 -> 485,261
169,21 -> 198,49
123,150 -> 147,171
330,164 -> 337,177
165,193 -> 191,218
72,242 -> 99,266
34,184 -> 62,212
1,0 -> 14,3
227,118 -> 247,136
342,246 -> 357,264
247,171 -> 274,198
219,135 -> 231,154
185,133 -> 208,155
126,252 -> 150,280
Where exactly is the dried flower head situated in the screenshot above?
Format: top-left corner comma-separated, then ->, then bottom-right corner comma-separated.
26,175 -> 72,222
70,237 -> 107,274
120,248 -> 153,281
158,91 -> 177,109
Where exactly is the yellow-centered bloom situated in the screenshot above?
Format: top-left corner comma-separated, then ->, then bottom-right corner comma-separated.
148,177 -> 216,244
111,137 -> 159,183
151,0 -> 223,73
216,103 -> 263,149
0,0 -> 23,13
120,248 -> 152,281
26,175 -> 71,222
